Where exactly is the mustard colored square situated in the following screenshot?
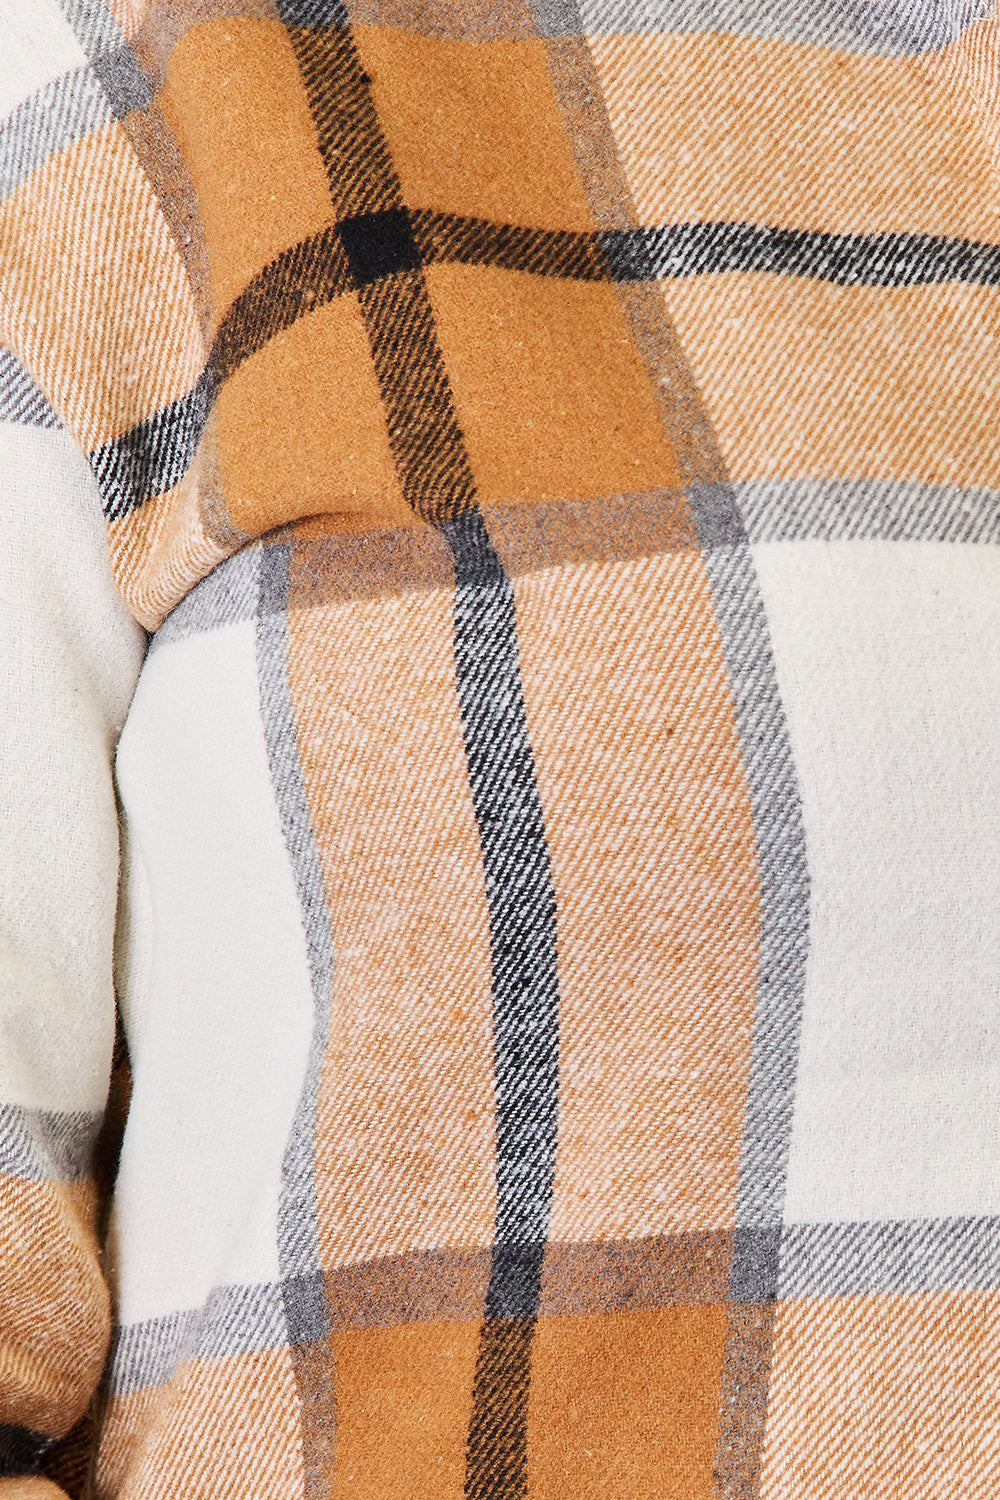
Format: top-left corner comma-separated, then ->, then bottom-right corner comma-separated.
216,296 -> 410,535
354,28 -> 594,231
529,1305 -> 729,1499
427,263 -> 681,504
159,18 -> 334,314
331,1321 -> 480,1500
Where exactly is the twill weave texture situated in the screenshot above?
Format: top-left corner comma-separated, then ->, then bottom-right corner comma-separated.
1,0 -> 999,1496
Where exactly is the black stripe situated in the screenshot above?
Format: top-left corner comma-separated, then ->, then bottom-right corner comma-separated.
212,226 -> 351,383
600,220 -> 1000,288
464,1319 -> 537,1500
0,1422 -> 53,1477
360,271 -> 477,523
92,365 -> 216,522
98,212 -> 1000,522
413,211 -> 608,280
284,20 -> 401,219
285,15 -> 477,524
212,214 -> 1000,383
446,512 -> 561,1499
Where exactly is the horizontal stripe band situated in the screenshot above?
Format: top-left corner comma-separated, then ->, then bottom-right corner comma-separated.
95,215 -> 1000,520
0,1103 -> 102,1182
107,1215 -> 1000,1395
215,214 -> 1000,387
150,479 -> 1000,649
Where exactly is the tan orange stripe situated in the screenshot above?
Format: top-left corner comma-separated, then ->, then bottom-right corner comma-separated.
505,548 -> 760,1242
0,124 -> 203,452
0,1178 -> 107,1436
92,1384 -> 165,1499
285,534 -> 498,1268
107,461 -> 232,631
661,276 -> 1000,486
591,30 -> 1000,244
427,264 -> 682,506
98,1350 -> 302,1499
761,1288 -> 1000,1497
354,29 -> 595,231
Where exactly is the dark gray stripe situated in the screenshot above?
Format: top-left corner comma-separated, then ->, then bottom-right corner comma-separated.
256,545 -> 334,1289
779,1215 -> 1000,1300
92,205 -> 1000,522
551,0 -> 993,55
109,1235 -> 729,1395
255,542 -> 338,1495
0,1104 -> 102,1182
216,216 -> 1000,390
691,507 -> 809,1498
737,477 -> 1000,544
108,1281 -> 288,1396
692,504 -> 810,1500
446,510 -> 560,1500
0,349 -> 61,428
446,513 -> 560,1271
90,42 -> 154,118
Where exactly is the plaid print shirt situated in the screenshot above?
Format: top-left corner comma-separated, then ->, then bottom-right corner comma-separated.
1,1 -> 999,1496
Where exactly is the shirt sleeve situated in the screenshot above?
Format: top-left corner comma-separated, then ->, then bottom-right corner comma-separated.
0,377 -> 146,1493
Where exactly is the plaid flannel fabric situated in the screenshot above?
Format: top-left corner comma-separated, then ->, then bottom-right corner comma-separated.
1,0 -> 1000,1495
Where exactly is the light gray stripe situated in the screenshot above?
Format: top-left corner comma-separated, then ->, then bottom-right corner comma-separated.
735,477 -> 1000,544
59,0 -> 127,58
107,1214 -> 1000,1394
0,1104 -> 102,1181
0,65 -> 112,201
694,527 -> 811,1238
151,543 -> 261,654
557,0 -> 992,55
256,545 -> 335,1295
109,1308 -> 199,1396
256,543 -> 339,1488
90,43 -> 154,118
108,1281 -> 288,1395
0,349 -> 61,428
780,1215 -> 1000,1299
